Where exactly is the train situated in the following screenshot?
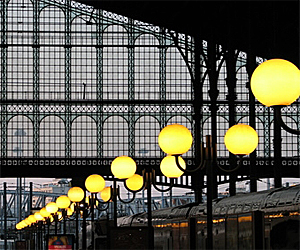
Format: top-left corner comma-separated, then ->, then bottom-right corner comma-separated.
112,184 -> 300,249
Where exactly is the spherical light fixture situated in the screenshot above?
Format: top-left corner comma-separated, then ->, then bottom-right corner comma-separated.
56,195 -> 71,209
67,187 -> 85,203
40,207 -> 51,218
34,212 -> 44,221
160,155 -> 186,178
111,156 -> 136,179
28,215 -> 37,224
45,202 -> 58,214
24,218 -> 31,226
85,174 -> 105,193
19,221 -> 27,228
158,124 -> 193,155
125,174 -> 144,191
224,124 -> 259,156
250,59 -> 300,107
100,187 -> 111,202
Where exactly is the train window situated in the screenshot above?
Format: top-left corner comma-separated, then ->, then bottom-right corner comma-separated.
238,213 -> 253,249
226,215 -> 238,249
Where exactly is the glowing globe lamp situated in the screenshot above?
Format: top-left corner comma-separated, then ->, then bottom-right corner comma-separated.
28,215 -> 37,224
250,59 -> 300,107
46,202 -> 58,214
19,221 -> 27,228
100,187 -> 111,202
24,218 -> 31,226
224,124 -> 259,155
111,156 -> 136,179
68,187 -> 84,203
56,195 -> 71,209
160,155 -> 186,178
34,212 -> 44,221
158,124 -> 193,155
40,207 -> 51,218
125,174 -> 144,191
85,174 -> 105,193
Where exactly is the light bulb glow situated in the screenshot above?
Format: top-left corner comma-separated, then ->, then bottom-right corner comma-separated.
100,187 -> 111,202
34,212 -> 44,221
28,215 -> 37,223
250,59 -> 300,107
56,195 -> 71,209
125,174 -> 144,191
46,202 -> 58,214
40,207 -> 51,218
68,187 -> 85,202
111,156 -> 136,179
160,155 -> 186,178
158,124 -> 193,155
224,124 -> 259,155
85,174 -> 105,193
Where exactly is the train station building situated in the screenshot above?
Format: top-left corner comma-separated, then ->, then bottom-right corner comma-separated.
0,0 -> 299,249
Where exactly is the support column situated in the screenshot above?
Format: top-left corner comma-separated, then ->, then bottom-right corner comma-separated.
207,41 -> 218,199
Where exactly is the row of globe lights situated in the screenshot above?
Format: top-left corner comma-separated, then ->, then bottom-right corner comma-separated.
61,58 -> 300,203
15,121 -> 261,231
15,58 -> 299,236
15,195 -> 73,230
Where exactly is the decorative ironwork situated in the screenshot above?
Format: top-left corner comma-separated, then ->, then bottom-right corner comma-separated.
0,0 -> 299,190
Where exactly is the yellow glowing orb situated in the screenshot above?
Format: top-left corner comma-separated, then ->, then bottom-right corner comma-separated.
100,187 -> 111,202
111,156 -> 136,179
85,174 -> 105,193
250,59 -> 300,107
158,124 -> 193,155
224,124 -> 258,155
125,174 -> 144,191
160,155 -> 186,178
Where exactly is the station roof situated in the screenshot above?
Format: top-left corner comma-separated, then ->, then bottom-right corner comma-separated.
75,1 -> 299,66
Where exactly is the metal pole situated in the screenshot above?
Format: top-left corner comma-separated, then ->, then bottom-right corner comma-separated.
4,182 -> 7,250
75,204 -> 79,249
82,204 -> 87,250
91,193 -> 95,249
29,182 -> 33,213
205,135 -> 213,250
147,171 -> 154,249
113,180 -> 117,228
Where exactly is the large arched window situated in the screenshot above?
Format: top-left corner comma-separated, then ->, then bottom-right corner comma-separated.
71,116 -> 97,157
39,6 -> 65,100
71,15 -> 97,100
7,115 -> 33,157
135,34 -> 160,100
103,116 -> 128,157
103,25 -> 129,100
166,46 -> 192,100
135,116 -> 160,157
7,0 -> 34,99
40,116 -> 65,157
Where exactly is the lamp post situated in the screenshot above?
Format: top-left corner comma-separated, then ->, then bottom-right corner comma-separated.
55,195 -> 71,234
67,187 -> 84,249
45,202 -> 59,234
250,58 -> 300,187
158,123 -> 258,250
85,174 -> 105,249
